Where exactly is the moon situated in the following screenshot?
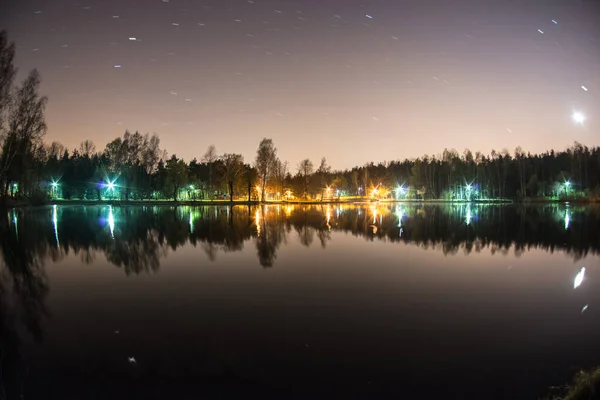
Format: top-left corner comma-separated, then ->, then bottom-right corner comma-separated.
572,111 -> 586,125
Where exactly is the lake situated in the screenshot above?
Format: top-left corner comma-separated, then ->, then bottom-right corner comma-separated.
1,203 -> 599,399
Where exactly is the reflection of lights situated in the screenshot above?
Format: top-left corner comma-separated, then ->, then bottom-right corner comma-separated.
565,211 -> 570,230
395,206 -> 404,228
12,209 -> 18,237
53,205 -> 59,245
326,206 -> 331,229
189,212 -> 194,233
574,267 -> 585,289
370,205 -> 377,224
255,209 -> 261,236
466,205 -> 472,225
582,304 -> 589,314
108,206 -> 115,238
284,205 -> 294,217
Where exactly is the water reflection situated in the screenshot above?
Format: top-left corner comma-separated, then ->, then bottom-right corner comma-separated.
574,267 -> 586,289
0,210 -> 50,398
0,204 -> 598,275
1,203 -> 599,398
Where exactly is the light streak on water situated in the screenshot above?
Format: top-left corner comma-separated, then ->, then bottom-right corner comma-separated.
564,210 -> 570,230
574,267 -> 585,289
53,205 -> 59,246
108,206 -> 115,238
466,206 -> 472,226
189,212 -> 194,234
255,209 -> 261,236
12,209 -> 18,238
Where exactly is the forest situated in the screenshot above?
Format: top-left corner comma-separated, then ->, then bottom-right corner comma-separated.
1,30 -> 599,205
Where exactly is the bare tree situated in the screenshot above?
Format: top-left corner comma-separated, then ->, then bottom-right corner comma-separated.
203,145 -> 218,199
297,158 -> 313,198
47,141 -> 65,159
254,138 -> 277,202
0,69 -> 48,198
79,139 -> 96,157
317,157 -> 331,199
221,153 -> 244,201
0,31 -> 16,132
272,158 -> 288,198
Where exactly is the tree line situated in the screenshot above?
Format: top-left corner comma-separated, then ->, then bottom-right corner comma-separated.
1,30 -> 599,205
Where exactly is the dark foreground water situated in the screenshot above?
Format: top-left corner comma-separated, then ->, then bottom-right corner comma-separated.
1,203 -> 599,399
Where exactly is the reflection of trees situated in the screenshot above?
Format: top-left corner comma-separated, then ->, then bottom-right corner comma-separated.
255,205 -> 287,267
323,203 -> 600,259
2,203 -> 597,394
2,204 -> 599,279
0,210 -> 50,399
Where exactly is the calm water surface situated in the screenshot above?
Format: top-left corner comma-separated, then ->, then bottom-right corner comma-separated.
1,203 -> 600,399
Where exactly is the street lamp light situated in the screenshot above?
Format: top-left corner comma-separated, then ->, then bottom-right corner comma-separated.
50,181 -> 58,199
396,186 -> 405,199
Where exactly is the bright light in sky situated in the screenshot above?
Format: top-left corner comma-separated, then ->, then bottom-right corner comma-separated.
572,111 -> 586,124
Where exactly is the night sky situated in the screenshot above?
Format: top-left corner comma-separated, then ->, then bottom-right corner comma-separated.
2,0 -> 599,169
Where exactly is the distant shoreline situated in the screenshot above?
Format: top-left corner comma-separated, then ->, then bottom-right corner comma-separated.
2,197 -> 599,208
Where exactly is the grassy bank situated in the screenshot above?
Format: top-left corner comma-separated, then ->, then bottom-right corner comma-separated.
544,367 -> 600,400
